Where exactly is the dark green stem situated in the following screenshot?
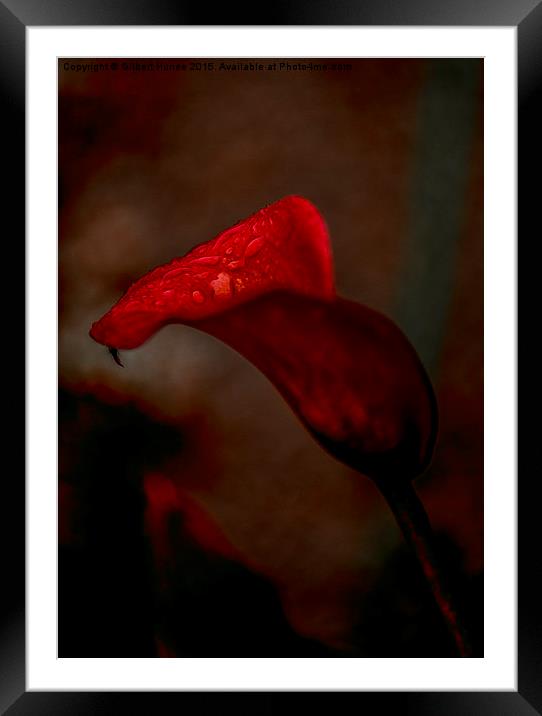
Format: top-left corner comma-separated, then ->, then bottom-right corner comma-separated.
375,478 -> 472,657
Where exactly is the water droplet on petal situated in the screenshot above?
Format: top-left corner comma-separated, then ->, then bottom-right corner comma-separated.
245,237 -> 265,257
187,255 -> 221,266
227,260 -> 244,270
191,290 -> 205,304
210,272 -> 231,298
226,247 -> 234,255
214,224 -> 240,249
163,266 -> 185,280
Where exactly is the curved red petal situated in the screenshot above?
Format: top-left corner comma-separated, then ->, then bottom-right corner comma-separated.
90,195 -> 334,349
89,197 -> 437,480
195,292 -> 437,481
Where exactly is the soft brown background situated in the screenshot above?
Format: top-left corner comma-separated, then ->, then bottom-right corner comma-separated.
59,58 -> 483,656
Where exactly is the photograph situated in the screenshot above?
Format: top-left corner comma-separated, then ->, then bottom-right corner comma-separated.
2,0 -> 530,707
58,56 -> 484,659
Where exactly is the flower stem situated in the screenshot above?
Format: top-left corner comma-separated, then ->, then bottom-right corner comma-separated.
375,478 -> 472,657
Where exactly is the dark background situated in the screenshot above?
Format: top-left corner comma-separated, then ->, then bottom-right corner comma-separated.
58,58 -> 483,657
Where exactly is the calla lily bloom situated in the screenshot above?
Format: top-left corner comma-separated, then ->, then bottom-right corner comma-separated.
90,195 -> 436,483
90,195 -> 334,349
90,195 -> 470,656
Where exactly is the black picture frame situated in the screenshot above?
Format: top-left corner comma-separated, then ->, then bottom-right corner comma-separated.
8,1 -> 534,713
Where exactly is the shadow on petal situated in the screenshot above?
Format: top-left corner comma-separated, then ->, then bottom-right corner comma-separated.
195,291 -> 438,482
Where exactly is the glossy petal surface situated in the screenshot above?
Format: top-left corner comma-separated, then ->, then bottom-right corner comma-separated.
90,195 -> 334,349
90,196 -> 437,480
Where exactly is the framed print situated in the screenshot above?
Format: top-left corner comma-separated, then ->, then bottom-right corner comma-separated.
7,0 -> 534,712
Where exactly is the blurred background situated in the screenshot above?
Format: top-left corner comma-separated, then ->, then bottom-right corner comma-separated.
58,58 -> 483,657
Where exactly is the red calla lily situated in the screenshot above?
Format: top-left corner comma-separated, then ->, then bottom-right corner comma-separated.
89,195 -> 470,656
90,195 -> 334,349
90,195 -> 436,483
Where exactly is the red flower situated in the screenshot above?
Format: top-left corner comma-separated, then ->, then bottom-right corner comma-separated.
90,195 -> 437,483
90,195 -> 472,656
90,196 -> 334,349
